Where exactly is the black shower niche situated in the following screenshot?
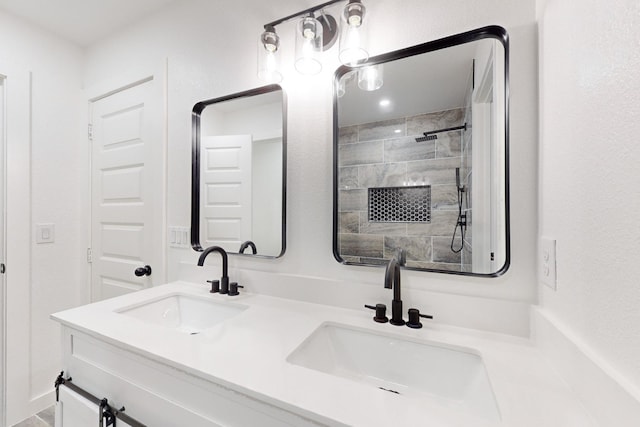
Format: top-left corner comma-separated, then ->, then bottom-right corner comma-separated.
368,186 -> 431,223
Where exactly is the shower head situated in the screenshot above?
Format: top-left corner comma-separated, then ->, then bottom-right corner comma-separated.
415,134 -> 437,142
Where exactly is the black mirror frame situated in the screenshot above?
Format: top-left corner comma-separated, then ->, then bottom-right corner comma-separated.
332,25 -> 510,277
191,84 -> 287,258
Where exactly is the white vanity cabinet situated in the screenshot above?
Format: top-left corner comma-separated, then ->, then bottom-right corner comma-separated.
57,326 -> 333,427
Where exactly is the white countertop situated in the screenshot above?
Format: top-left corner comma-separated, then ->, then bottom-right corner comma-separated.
51,281 -> 595,427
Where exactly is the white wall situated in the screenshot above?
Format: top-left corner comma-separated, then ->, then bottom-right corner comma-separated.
252,138 -> 283,256
0,9 -> 85,425
537,0 -> 640,404
85,0 -> 539,336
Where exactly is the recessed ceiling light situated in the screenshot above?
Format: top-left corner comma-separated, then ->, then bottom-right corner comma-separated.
394,129 -> 402,133
379,99 -> 391,107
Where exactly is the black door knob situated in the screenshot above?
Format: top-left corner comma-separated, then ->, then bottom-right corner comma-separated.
134,265 -> 152,277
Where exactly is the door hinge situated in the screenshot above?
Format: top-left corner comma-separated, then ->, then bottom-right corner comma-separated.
88,123 -> 93,141
87,248 -> 93,263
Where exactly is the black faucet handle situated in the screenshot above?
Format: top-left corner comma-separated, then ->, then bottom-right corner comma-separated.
364,304 -> 389,323
406,308 -> 433,329
207,280 -> 220,293
228,282 -> 244,296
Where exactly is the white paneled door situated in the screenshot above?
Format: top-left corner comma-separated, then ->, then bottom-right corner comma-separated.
90,77 -> 165,302
200,135 -> 252,250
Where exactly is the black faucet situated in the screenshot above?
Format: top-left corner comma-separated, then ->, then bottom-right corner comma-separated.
384,249 -> 406,326
239,240 -> 257,254
197,246 -> 230,294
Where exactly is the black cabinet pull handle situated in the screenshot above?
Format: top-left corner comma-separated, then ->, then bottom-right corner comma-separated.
134,265 -> 152,277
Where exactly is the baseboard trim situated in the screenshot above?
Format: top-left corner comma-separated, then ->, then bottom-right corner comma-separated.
532,307 -> 640,427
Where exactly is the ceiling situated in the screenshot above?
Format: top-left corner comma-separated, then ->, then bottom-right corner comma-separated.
339,40 -> 483,127
0,0 -> 177,46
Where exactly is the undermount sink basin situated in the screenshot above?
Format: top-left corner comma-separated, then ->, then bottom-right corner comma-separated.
117,293 -> 247,334
287,323 -> 500,421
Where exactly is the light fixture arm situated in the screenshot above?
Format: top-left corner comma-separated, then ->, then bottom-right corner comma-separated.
263,0 -> 343,29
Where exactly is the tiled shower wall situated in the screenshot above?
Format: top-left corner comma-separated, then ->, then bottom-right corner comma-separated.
337,108 -> 468,270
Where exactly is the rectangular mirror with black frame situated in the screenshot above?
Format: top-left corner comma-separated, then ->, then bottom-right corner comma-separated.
192,85 -> 286,258
333,26 -> 509,276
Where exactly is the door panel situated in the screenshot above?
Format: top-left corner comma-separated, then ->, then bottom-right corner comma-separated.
200,135 -> 252,248
90,78 -> 164,302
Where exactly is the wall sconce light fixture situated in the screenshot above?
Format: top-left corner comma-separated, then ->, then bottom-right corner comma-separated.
339,0 -> 369,66
258,25 -> 283,83
295,15 -> 324,75
258,0 -> 370,81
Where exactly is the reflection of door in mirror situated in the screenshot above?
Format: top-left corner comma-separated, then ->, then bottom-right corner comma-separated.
194,87 -> 285,257
200,135 -> 253,250
334,27 -> 509,276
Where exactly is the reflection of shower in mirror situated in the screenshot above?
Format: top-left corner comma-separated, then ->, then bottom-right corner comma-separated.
451,167 -> 468,254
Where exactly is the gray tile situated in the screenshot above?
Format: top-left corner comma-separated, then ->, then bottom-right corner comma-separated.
462,129 -> 472,157
340,233 -> 384,258
385,136 -> 435,163
359,257 -> 389,265
459,165 -> 471,190
406,108 -> 465,137
37,407 -> 55,426
339,189 -> 367,212
359,118 -> 405,141
384,236 -> 431,262
338,166 -> 359,189
339,212 -> 360,233
359,163 -> 406,188
13,416 -> 49,427
407,210 -> 459,237
432,236 -> 462,263
338,140 -> 384,166
341,255 -> 361,263
435,133 -> 462,158
406,157 -> 461,186
431,185 -> 458,210
405,260 -> 463,271
339,125 -> 358,144
360,212 -> 407,235
462,239 -> 472,266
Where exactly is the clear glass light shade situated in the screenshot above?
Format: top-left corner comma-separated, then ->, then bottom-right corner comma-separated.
358,64 -> 383,91
336,77 -> 346,98
295,16 -> 323,75
336,71 -> 355,98
339,1 -> 369,66
258,28 -> 283,83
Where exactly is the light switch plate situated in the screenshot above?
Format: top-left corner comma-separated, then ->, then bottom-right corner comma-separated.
168,226 -> 190,248
540,237 -> 557,290
36,223 -> 55,244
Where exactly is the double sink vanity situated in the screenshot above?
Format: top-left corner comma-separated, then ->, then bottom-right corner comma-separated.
51,24 -> 596,427
52,280 -> 594,426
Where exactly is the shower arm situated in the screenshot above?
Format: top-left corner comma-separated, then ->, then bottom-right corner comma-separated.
423,123 -> 468,138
